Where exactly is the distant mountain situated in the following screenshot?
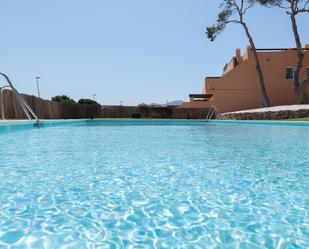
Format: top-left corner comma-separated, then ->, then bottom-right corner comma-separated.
165,100 -> 184,107
141,100 -> 184,107
148,103 -> 162,107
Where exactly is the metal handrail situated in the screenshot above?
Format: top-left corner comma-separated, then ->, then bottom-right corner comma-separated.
0,72 -> 39,124
206,106 -> 217,122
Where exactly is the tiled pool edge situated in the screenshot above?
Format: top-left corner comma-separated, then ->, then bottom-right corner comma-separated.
1,119 -> 309,133
0,119 -> 87,133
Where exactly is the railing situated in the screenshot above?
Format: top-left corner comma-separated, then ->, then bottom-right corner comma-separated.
0,72 -> 40,125
206,106 -> 217,122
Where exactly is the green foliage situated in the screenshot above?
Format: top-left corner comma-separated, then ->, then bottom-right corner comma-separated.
257,0 -> 281,5
256,0 -> 309,12
51,95 -> 76,104
51,95 -> 101,106
206,0 -> 262,41
206,26 -> 218,41
78,98 -> 101,106
206,9 -> 232,41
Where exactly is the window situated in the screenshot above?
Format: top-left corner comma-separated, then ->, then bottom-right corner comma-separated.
286,68 -> 294,80
307,68 -> 309,78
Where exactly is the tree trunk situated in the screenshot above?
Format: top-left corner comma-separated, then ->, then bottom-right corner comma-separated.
290,10 -> 308,103
300,77 -> 309,96
242,22 -> 270,107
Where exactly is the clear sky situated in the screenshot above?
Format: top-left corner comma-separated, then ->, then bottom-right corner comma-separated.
1,0 -> 308,105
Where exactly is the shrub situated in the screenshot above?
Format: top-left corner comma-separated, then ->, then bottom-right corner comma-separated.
78,98 -> 101,106
51,95 -> 76,104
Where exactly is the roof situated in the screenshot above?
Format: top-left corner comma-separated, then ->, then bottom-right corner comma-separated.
189,94 -> 213,98
255,48 -> 309,51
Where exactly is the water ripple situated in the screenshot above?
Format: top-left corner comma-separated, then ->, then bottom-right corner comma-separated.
0,123 -> 309,248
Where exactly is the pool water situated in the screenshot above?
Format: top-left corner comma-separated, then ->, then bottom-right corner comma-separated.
0,120 -> 309,248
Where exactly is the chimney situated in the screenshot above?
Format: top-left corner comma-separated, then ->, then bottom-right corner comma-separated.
235,48 -> 242,62
305,44 -> 309,49
243,46 -> 253,61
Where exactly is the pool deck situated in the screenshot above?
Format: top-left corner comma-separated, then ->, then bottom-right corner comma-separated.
226,104 -> 309,114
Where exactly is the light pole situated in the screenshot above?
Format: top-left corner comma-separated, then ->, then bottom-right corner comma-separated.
36,77 -> 41,98
93,94 -> 96,102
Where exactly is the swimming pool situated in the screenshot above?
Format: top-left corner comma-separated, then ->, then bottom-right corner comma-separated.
0,120 -> 309,248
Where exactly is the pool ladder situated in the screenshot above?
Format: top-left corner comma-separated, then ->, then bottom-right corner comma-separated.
206,106 -> 217,122
0,72 -> 40,125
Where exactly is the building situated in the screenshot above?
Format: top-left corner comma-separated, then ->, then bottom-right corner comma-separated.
180,45 -> 309,113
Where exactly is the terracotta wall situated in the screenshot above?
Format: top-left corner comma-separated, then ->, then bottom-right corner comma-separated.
183,47 -> 309,113
204,48 -> 309,113
172,108 -> 209,119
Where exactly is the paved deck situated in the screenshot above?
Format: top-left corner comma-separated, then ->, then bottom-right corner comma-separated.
226,105 -> 309,114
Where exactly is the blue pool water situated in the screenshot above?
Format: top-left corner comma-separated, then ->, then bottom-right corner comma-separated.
0,120 -> 309,248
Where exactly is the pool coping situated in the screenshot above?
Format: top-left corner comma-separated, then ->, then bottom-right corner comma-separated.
1,119 -> 309,130
0,119 -> 87,126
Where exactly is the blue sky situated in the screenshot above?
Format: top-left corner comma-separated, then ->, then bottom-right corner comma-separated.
1,0 -> 308,105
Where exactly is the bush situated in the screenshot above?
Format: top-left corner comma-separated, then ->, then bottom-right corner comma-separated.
51,95 -> 76,104
78,98 -> 101,106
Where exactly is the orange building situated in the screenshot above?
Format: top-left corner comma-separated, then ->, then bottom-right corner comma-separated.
180,45 -> 309,113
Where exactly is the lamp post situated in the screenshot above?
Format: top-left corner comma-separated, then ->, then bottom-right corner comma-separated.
93,94 -> 96,102
36,77 -> 41,98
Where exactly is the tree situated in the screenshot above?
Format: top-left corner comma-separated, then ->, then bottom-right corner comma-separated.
51,95 -> 76,104
78,98 -> 101,106
207,0 -> 271,107
258,0 -> 309,103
